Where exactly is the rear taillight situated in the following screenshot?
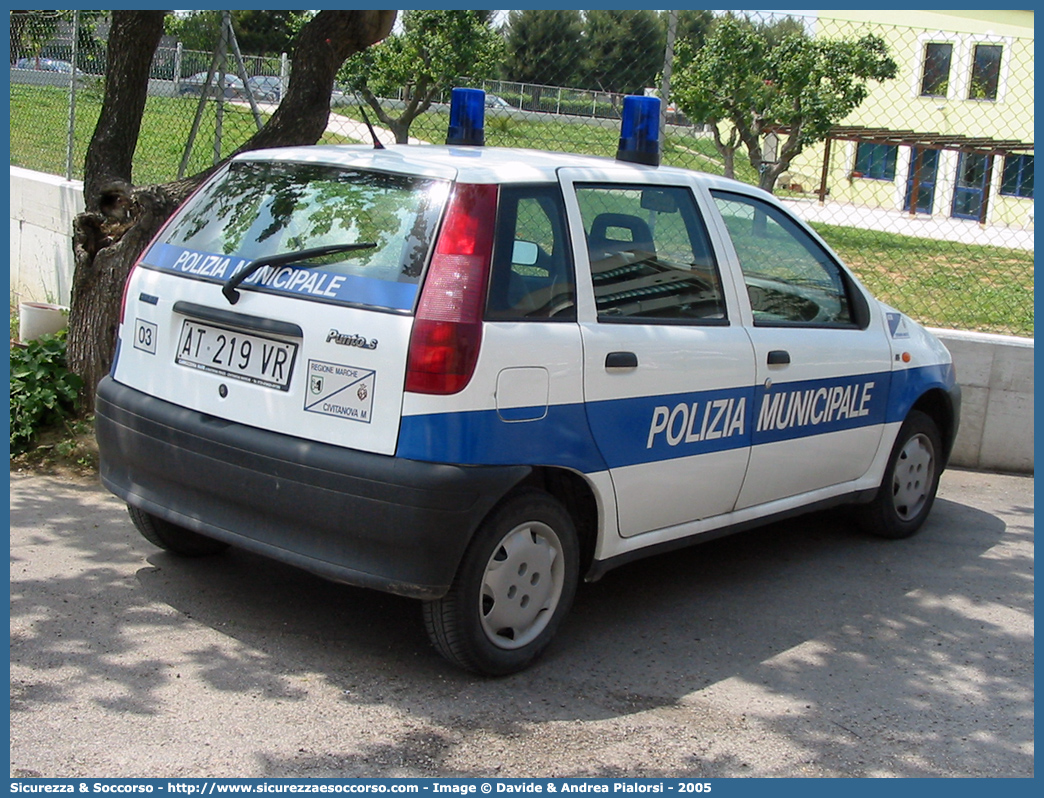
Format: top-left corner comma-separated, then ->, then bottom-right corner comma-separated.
405,182 -> 498,394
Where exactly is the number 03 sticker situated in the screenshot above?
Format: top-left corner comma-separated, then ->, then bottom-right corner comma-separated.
133,318 -> 157,354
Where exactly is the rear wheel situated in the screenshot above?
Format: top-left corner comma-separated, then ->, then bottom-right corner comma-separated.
861,411 -> 942,539
128,505 -> 229,557
423,489 -> 579,676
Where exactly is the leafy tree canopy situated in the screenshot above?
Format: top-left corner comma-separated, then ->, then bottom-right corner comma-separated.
341,10 -> 503,144
579,10 -> 664,96
502,9 -> 583,87
166,10 -> 313,56
668,9 -> 715,51
672,15 -> 897,191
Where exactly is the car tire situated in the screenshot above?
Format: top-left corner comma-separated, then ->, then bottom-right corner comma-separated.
422,489 -> 579,676
128,505 -> 229,557
861,410 -> 942,539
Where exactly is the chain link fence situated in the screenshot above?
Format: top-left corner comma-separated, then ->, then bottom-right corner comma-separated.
9,10 -> 1033,336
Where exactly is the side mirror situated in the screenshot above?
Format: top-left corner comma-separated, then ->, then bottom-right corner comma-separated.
512,240 -> 539,266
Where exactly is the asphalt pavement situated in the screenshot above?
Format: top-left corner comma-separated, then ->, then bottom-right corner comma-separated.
9,467 -> 1034,778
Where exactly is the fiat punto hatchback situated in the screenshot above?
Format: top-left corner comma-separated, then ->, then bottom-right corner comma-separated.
96,92 -> 960,675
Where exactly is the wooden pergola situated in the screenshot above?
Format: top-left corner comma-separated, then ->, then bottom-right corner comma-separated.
813,125 -> 1035,224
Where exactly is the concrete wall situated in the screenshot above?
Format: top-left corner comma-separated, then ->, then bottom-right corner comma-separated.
8,166 -> 1033,473
933,329 -> 1034,473
9,166 -> 83,306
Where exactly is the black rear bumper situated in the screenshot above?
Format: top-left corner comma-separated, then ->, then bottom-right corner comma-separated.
95,377 -> 529,599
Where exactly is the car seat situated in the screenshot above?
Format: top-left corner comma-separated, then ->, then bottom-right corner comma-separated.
587,213 -> 655,261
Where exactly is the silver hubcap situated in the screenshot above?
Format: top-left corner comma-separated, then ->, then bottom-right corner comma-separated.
892,432 -> 935,521
480,521 -> 564,650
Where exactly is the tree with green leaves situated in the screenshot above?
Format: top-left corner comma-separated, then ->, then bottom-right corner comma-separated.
503,9 -> 582,88
341,10 -> 503,145
669,9 -> 714,52
166,11 -> 312,57
579,10 -> 664,96
9,9 -> 61,63
672,15 -> 897,192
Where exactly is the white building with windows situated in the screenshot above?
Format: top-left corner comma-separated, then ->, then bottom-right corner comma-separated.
798,10 -> 1033,229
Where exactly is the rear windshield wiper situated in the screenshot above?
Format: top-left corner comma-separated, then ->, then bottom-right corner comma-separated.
222,242 -> 377,305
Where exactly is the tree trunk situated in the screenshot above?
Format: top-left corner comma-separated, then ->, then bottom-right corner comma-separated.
68,11 -> 168,409
758,163 -> 787,193
68,184 -> 184,400
83,12 -> 167,208
68,10 -> 396,414
390,120 -> 410,145
359,73 -> 433,145
722,150 -> 736,181
759,128 -> 804,194
234,11 -> 395,154
708,121 -> 740,180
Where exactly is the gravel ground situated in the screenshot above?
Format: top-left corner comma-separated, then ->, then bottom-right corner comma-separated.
9,468 -> 1034,778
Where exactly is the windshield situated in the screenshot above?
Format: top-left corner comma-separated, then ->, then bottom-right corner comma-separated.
148,160 -> 450,310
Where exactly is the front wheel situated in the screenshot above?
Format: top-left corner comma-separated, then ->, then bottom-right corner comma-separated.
423,489 -> 579,676
861,411 -> 942,539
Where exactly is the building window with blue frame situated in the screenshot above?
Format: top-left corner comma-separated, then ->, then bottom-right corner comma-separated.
853,142 -> 898,181
1001,154 -> 1034,199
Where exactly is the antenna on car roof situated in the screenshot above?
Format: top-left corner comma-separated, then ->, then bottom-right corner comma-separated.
355,96 -> 385,149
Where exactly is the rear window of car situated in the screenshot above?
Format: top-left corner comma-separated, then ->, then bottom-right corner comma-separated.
146,160 -> 450,311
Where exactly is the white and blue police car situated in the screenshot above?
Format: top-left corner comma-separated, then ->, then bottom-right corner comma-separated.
96,89 -> 960,675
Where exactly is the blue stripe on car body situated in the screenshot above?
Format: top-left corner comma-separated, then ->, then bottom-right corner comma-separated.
396,365 -> 954,472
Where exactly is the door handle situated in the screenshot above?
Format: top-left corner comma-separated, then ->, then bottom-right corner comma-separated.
767,350 -> 791,365
605,351 -> 638,369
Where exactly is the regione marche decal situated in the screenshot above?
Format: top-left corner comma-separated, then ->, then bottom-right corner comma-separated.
304,359 -> 376,423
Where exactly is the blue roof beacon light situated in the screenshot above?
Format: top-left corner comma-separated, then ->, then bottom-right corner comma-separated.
616,95 -> 661,166
446,87 -> 485,146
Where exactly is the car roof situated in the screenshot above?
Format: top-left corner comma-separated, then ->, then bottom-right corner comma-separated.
232,143 -> 755,192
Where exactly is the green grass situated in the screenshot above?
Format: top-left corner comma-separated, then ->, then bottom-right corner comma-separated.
11,84 -> 358,184
10,84 -> 268,183
812,223 -> 1034,337
10,86 -> 1033,336
10,84 -> 98,179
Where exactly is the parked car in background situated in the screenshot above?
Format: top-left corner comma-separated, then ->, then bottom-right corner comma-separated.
247,75 -> 283,103
178,71 -> 247,100
14,57 -> 84,76
485,94 -> 511,109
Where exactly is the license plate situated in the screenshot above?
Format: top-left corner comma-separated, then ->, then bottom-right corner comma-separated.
175,320 -> 298,391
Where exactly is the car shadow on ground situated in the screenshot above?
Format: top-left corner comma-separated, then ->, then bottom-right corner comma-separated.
10,472 -> 1033,776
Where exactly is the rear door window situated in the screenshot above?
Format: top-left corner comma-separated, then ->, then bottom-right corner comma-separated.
486,185 -> 575,321
146,161 -> 450,311
574,184 -> 726,323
